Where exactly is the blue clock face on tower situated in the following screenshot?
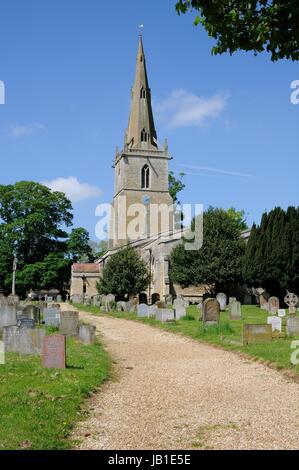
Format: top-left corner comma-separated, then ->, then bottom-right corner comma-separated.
142,195 -> 151,206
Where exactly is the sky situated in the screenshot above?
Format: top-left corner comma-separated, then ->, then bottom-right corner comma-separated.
0,0 -> 298,241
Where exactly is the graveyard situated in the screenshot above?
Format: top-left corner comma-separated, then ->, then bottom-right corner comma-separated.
74,301 -> 299,378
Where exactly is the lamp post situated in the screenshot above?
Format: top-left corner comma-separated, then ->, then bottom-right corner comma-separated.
12,256 -> 17,296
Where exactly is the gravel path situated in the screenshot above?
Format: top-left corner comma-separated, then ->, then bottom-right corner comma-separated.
71,310 -> 299,450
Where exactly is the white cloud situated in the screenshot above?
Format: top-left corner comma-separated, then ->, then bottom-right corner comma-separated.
11,122 -> 47,138
155,89 -> 228,128
42,176 -> 102,203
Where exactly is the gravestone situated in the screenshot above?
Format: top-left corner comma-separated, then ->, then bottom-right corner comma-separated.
17,317 -> 36,329
79,324 -> 96,345
3,326 -> 20,352
0,303 -> 17,329
47,296 -> 53,302
243,324 -> 272,345
267,315 -> 282,333
244,294 -> 252,305
259,292 -> 270,310
148,304 -> 158,317
165,294 -> 173,305
42,334 -> 66,369
84,295 -> 92,306
216,293 -> 227,311
286,317 -> 299,337
173,297 -> 187,311
93,294 -> 102,307
44,306 -> 60,327
19,328 -> 45,355
103,294 -> 115,312
116,301 -> 126,311
284,292 -> 298,315
202,298 -> 220,326
229,297 -> 237,305
71,294 -> 83,304
59,310 -> 79,336
137,304 -> 149,318
56,295 -> 62,303
23,304 -> 40,323
156,309 -> 174,322
278,309 -> 286,317
38,301 -> 47,314
174,306 -> 186,320
229,300 -> 242,320
7,294 -> 19,305
268,297 -> 280,314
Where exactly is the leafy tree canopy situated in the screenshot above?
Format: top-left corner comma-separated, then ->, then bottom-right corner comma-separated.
170,207 -> 246,291
97,246 -> 150,299
176,1 -> 299,61
169,171 -> 185,204
67,227 -> 94,263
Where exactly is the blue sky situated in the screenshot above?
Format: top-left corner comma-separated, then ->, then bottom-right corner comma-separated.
0,0 -> 298,241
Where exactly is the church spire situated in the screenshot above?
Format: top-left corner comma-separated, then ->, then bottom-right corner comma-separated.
125,35 -> 158,150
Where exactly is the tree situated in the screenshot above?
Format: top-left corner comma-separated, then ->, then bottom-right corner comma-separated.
243,207 -> 299,294
168,171 -> 185,204
97,246 -> 150,299
89,239 -> 108,259
176,1 -> 299,61
67,227 -> 94,263
170,207 -> 246,292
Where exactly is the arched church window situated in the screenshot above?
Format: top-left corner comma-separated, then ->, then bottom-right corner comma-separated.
141,128 -> 148,142
140,88 -> 146,99
141,165 -> 150,189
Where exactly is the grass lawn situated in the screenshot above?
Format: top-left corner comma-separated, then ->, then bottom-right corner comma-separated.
75,303 -> 299,376
0,336 -> 110,450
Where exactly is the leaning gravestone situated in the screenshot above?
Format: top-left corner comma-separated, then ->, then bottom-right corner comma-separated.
202,298 -> 220,326
79,324 -> 96,345
60,311 -> 79,336
229,300 -> 242,320
42,334 -> 66,369
286,317 -> 299,337
216,293 -> 227,311
268,296 -> 280,314
267,315 -> 282,333
243,324 -> 272,345
137,304 -> 149,318
44,306 -> 60,327
156,309 -> 174,322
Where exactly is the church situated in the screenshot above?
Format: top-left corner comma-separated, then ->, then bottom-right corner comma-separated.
71,36 -> 251,303
71,36 -> 206,303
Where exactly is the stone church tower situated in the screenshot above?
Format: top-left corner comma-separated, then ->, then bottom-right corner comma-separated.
109,35 -> 174,249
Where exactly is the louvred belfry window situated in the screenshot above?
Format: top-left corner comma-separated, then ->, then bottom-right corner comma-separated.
141,165 -> 150,189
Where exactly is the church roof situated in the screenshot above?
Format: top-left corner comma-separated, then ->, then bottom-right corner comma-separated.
72,264 -> 99,273
125,35 -> 158,151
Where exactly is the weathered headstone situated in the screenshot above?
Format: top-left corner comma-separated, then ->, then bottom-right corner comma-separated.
83,295 -> 92,306
229,297 -> 237,305
79,324 -> 96,345
243,324 -> 272,345
286,316 -> 299,337
229,300 -> 242,320
44,306 -> 60,327
23,304 -> 40,323
148,304 -> 158,317
284,292 -> 298,315
103,294 -> 115,312
71,294 -> 83,304
59,310 -> 79,336
156,309 -> 174,322
175,306 -> 186,320
19,328 -> 45,355
93,294 -> 102,307
137,304 -> 149,318
268,296 -> 280,314
216,293 -> 227,311
165,294 -> 173,305
278,309 -> 286,317
56,295 -> 62,303
202,298 -> 220,325
0,302 -> 17,329
116,301 -> 126,312
17,317 -> 36,329
42,334 -> 66,369
47,296 -> 53,302
3,326 -> 20,352
259,292 -> 270,310
267,315 -> 282,333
